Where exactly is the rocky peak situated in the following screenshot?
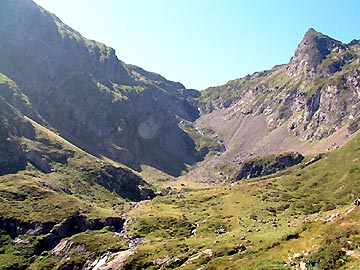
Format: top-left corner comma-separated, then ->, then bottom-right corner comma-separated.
286,28 -> 347,79
348,39 -> 360,46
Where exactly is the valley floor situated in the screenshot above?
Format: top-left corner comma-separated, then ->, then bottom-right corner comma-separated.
120,176 -> 360,270
0,119 -> 359,269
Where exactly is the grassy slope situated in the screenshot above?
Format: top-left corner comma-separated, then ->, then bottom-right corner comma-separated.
124,134 -> 360,269
0,115 -> 141,269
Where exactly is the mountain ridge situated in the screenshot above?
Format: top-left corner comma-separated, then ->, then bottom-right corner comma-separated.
0,0 -> 203,176
187,28 -> 360,182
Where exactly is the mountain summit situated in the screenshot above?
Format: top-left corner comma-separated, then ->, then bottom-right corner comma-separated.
286,28 -> 348,79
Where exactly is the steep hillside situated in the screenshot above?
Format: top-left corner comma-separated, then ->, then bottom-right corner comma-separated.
0,0 -> 202,176
0,81 -> 156,268
187,29 -> 360,182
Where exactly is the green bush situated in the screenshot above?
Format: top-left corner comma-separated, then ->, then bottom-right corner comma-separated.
306,243 -> 346,269
322,201 -> 336,211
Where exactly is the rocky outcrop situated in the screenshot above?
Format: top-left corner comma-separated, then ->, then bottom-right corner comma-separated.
0,96 -> 35,175
234,152 -> 304,180
0,214 -> 124,255
23,147 -> 74,173
301,154 -> 323,169
87,164 -> 155,201
0,139 -> 27,175
25,149 -> 52,173
35,215 -> 124,254
0,217 -> 55,238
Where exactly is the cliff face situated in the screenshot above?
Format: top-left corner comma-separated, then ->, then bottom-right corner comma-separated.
0,0 -> 201,176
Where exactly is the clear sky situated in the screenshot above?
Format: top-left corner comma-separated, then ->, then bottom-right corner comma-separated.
33,0 -> 360,90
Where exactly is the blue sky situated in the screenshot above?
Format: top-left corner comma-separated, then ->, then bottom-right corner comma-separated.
33,0 -> 360,90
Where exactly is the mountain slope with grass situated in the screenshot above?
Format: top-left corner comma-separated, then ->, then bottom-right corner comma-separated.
120,133 -> 360,270
0,76 -> 156,269
0,0 -> 203,176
